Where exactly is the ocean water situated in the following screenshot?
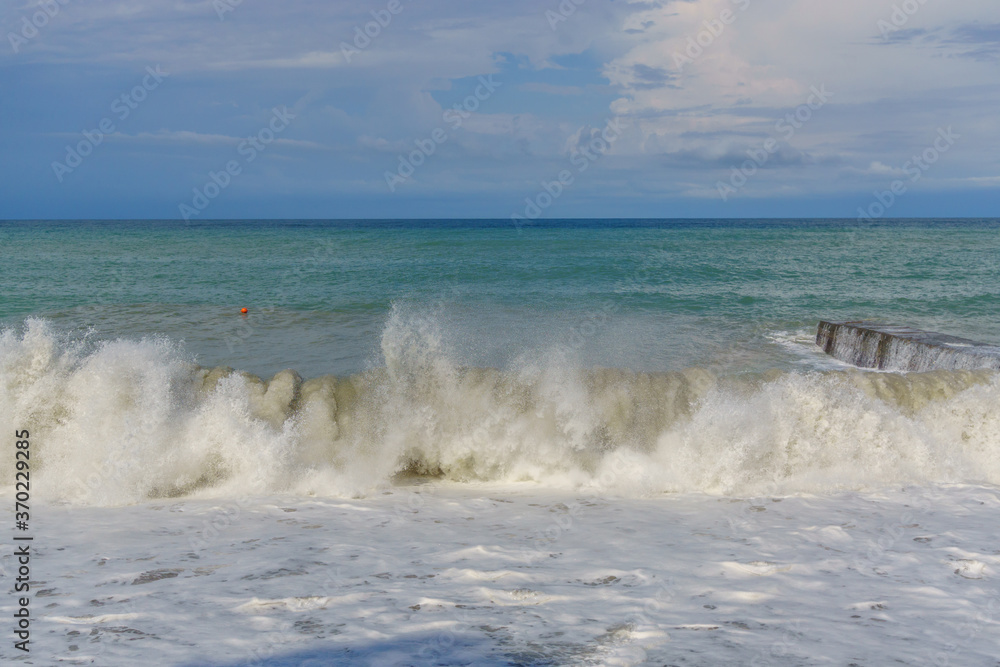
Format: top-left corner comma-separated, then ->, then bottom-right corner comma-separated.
3,218 -> 1000,500
5,218 -> 1000,380
3,219 -> 1000,665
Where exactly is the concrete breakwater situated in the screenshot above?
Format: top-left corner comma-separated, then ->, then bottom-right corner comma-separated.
816,321 -> 1000,372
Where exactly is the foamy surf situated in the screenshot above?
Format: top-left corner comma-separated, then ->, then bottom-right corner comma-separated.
4,220 -> 1000,666
14,486 -> 1000,666
3,316 -> 1000,506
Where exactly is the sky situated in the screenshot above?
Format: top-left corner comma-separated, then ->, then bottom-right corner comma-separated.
1,0 -> 998,220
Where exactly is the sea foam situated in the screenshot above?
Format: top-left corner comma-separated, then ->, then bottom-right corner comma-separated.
3,315 -> 1000,505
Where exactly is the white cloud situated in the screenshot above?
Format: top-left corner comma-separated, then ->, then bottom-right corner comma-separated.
112,129 -> 326,150
519,82 -> 584,95
4,0 -> 998,211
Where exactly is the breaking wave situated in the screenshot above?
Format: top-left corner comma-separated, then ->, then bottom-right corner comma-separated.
2,315 -> 1000,505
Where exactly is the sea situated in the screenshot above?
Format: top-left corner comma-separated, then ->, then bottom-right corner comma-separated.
2,219 -> 999,666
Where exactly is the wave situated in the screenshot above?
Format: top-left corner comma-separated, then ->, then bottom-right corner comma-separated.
2,315 -> 1000,505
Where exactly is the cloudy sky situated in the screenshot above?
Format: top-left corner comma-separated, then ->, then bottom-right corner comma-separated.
1,0 -> 998,219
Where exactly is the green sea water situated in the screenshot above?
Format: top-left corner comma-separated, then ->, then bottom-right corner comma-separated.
5,219 -> 1000,502
2,219 -> 999,377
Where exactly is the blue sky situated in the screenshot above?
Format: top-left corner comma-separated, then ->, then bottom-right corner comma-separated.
1,0 -> 998,219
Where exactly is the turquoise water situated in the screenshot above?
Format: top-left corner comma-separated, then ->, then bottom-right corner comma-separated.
3,219 -> 998,377
5,219 -> 1000,501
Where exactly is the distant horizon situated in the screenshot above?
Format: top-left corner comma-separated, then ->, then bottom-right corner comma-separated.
3,215 -> 997,222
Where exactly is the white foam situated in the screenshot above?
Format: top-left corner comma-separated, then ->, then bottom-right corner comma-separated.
7,485 -> 999,665
3,317 -> 1000,505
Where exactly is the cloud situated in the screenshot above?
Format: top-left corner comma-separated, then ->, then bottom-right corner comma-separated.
519,82 -> 584,95
838,161 -> 909,180
954,21 -> 1000,45
939,22 -> 1000,60
112,130 -> 326,150
2,0 -> 999,218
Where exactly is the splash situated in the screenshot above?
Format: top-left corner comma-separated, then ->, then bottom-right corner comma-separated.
2,316 -> 999,505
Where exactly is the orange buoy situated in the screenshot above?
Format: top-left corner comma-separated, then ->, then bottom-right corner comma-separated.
241,307 -> 248,314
